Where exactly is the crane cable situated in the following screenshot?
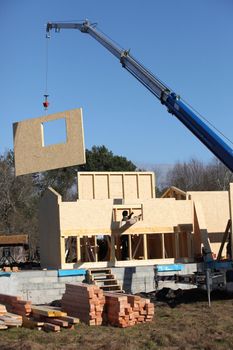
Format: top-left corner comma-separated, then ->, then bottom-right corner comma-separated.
180,97 -> 233,148
43,32 -> 50,111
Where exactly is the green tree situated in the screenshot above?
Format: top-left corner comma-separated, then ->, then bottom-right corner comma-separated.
40,145 -> 137,199
79,145 -> 137,172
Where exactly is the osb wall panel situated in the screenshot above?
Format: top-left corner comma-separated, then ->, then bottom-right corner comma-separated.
188,191 -> 229,232
13,108 -> 85,176
39,188 -> 62,269
77,172 -> 155,200
58,198 -> 193,235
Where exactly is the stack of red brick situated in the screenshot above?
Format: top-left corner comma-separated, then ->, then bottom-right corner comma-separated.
61,282 -> 105,326
61,283 -> 155,328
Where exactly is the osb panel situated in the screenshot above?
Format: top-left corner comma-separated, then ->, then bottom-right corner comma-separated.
188,191 -> 229,232
13,108 -> 85,176
95,174 -> 109,199
124,174 -> 138,200
77,172 -> 155,200
39,187 -> 62,269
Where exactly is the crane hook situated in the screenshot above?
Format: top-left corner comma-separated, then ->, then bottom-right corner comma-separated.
43,94 -> 49,110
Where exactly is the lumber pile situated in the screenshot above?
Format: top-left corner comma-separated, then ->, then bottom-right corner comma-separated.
30,305 -> 79,332
61,282 -> 154,328
0,294 -> 79,332
104,292 -> 154,327
0,287 -> 155,330
0,293 -> 32,316
104,293 -> 134,327
125,293 -> 155,323
61,282 -> 105,326
0,304 -> 22,329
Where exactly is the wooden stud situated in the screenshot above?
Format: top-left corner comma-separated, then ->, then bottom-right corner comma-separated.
128,234 -> 132,260
161,234 -> 165,259
143,234 -> 148,260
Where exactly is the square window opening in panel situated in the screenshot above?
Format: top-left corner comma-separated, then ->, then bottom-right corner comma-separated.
41,118 -> 67,147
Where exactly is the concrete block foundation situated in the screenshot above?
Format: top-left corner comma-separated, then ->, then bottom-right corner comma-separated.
0,264 -> 199,304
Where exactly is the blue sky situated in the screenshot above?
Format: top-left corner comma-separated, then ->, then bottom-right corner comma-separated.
0,0 -> 233,166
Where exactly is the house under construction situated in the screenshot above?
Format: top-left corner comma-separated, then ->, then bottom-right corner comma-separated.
39,171 -> 233,270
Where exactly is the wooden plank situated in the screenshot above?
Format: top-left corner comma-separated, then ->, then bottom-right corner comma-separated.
0,234 -> 28,245
31,305 -> 67,317
44,317 -> 69,328
0,320 -> 8,330
43,322 -> 60,332
22,316 -> 44,329
59,315 -> 80,324
217,219 -> 231,260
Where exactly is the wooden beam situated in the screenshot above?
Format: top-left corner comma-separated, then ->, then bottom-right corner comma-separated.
0,234 -> 28,245
217,219 -> 231,260
110,235 -> 116,263
128,234 -> 132,260
161,234 -> 165,259
143,234 -> 148,260
76,237 -> 81,262
132,235 -> 142,259
94,236 -> 98,262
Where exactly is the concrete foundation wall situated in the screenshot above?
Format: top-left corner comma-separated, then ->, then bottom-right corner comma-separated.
0,264 -> 199,304
0,271 -> 84,304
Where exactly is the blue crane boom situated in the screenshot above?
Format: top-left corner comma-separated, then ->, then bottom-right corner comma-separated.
46,20 -> 233,172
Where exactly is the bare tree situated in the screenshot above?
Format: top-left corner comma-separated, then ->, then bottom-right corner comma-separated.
165,157 -> 233,192
0,151 -> 39,256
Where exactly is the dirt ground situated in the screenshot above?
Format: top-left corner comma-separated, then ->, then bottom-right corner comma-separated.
1,289 -> 233,350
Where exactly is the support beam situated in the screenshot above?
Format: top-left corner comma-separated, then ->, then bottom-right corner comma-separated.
110,235 -> 116,264
161,234 -> 165,259
128,234 -> 132,260
143,234 -> 148,260
76,237 -> 81,262
175,232 -> 179,259
94,236 -> 98,262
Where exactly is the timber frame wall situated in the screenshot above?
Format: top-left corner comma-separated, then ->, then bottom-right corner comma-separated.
39,172 -> 233,269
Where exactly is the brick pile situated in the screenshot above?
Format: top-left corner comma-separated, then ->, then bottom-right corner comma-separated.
61,282 -> 105,326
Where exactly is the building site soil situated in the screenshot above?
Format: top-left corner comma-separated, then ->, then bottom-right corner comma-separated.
0,288 -> 233,350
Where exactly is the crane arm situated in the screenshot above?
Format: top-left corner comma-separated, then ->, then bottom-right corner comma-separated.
46,20 -> 233,172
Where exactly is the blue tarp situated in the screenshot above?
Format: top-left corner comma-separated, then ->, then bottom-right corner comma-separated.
58,269 -> 86,277
156,264 -> 184,272
0,272 -> 11,277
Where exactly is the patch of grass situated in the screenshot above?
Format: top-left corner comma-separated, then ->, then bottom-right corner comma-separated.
1,300 -> 233,349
